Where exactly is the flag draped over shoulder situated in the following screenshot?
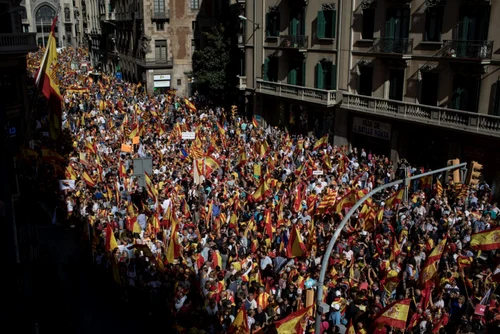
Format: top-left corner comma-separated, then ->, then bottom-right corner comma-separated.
36,15 -> 62,140
274,306 -> 312,334
470,227 -> 500,251
372,298 -> 410,330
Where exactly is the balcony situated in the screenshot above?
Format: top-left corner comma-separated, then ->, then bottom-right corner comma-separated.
0,33 -> 37,55
137,58 -> 174,69
256,79 -> 338,107
152,10 -> 170,20
372,38 -> 413,56
237,75 -> 247,90
278,35 -> 308,50
442,40 -> 493,61
342,93 -> 500,138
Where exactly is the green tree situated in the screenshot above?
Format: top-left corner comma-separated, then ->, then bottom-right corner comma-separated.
192,24 -> 231,102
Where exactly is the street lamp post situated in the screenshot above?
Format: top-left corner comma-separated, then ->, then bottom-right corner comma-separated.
314,162 -> 468,333
238,14 -> 260,117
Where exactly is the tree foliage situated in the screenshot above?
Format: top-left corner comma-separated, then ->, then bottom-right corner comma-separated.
192,24 -> 231,102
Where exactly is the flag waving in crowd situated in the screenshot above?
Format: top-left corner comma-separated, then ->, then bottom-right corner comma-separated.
20,46 -> 500,334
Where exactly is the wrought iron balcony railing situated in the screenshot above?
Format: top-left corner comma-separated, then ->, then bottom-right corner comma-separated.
279,35 -> 308,49
0,33 -> 37,54
256,79 -> 337,106
442,40 -> 493,60
343,93 -> 500,138
372,38 -> 413,54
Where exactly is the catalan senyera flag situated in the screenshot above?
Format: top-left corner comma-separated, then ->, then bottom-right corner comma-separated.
420,237 -> 447,287
436,178 -> 443,197
275,306 -> 312,334
470,227 -> 500,251
313,134 -> 328,151
287,226 -> 306,258
105,225 -> 118,251
228,306 -> 249,334
35,15 -> 62,140
372,298 -> 410,330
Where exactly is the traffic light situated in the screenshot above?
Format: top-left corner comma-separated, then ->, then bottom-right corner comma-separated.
466,161 -> 483,186
446,159 -> 461,184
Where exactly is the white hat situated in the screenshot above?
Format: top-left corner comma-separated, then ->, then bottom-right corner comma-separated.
335,290 -> 341,297
361,231 -> 368,236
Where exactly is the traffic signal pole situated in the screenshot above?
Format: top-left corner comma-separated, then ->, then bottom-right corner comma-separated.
314,162 -> 467,333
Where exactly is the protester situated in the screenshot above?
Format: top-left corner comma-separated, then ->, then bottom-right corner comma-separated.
21,47 -> 500,334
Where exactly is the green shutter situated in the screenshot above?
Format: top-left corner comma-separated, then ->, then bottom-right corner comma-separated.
264,58 -> 269,81
291,18 -> 298,36
331,63 -> 337,90
315,63 -> 323,89
317,11 -> 326,38
331,10 -> 337,38
288,68 -> 297,85
385,11 -> 396,39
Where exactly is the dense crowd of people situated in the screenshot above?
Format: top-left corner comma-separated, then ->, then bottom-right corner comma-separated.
21,47 -> 500,334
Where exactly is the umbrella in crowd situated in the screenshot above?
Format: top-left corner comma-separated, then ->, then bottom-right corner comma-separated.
19,47 -> 500,334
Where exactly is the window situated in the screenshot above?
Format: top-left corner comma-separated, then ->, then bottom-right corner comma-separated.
64,7 -> 70,21
154,0 -> 165,14
452,75 -> 480,112
36,5 -> 56,23
156,22 -> 164,31
315,61 -> 337,90
424,6 -> 443,42
317,9 -> 336,39
192,21 -> 197,31
265,12 -> 280,37
421,72 -> 439,106
177,79 -> 182,86
288,59 -> 306,86
385,8 -> 410,39
155,40 -> 167,62
362,8 -> 375,40
191,0 -> 199,10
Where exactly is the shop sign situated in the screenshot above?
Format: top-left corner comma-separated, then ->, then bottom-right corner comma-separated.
352,117 -> 391,140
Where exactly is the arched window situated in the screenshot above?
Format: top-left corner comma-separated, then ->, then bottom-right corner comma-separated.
36,5 -> 56,22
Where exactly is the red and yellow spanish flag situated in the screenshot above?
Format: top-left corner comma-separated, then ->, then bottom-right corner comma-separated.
420,237 -> 447,287
228,306 -> 249,333
105,225 -> 118,252
313,134 -> 328,151
385,188 -> 404,208
166,215 -> 181,264
82,171 -> 96,188
346,319 -> 356,334
252,116 -> 259,128
185,98 -> 197,112
35,15 -> 62,140
252,178 -> 270,202
275,306 -> 312,334
372,298 -> 410,330
287,226 -> 306,258
216,121 -> 225,137
470,227 -> 500,251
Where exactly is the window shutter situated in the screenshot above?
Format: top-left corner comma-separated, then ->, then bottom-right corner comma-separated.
315,63 -> 323,89
275,13 -> 281,37
317,10 -> 326,38
331,10 -> 337,38
264,58 -> 270,81
288,68 -> 297,85
331,63 -> 337,90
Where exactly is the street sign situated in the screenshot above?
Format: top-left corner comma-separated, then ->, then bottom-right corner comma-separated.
116,72 -> 122,80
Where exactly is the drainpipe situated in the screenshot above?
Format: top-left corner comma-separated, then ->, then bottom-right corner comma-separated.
336,0 -> 342,92
253,0 -> 257,116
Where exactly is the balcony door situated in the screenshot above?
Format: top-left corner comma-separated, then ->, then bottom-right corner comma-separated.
457,6 -> 490,57
451,75 -> 479,112
389,69 -> 404,101
421,72 -> 439,106
385,8 -> 410,53
359,67 -> 373,96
